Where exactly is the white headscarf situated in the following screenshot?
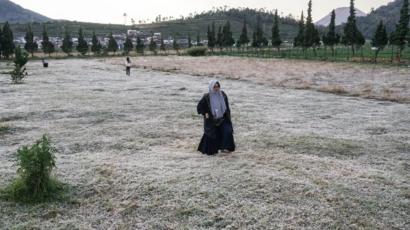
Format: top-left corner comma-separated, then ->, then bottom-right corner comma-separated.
208,80 -> 227,119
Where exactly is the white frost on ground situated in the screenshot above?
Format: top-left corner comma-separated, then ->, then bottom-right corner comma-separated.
109,56 -> 410,103
0,59 -> 409,229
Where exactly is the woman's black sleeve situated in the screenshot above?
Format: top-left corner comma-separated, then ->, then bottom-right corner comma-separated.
224,92 -> 231,114
197,95 -> 207,115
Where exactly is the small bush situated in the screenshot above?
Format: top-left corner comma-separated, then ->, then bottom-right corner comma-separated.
11,47 -> 29,84
1,135 -> 64,203
0,123 -> 11,135
186,46 -> 208,57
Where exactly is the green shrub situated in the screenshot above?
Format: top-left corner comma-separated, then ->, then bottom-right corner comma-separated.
186,46 -> 208,57
11,46 -> 29,84
1,135 -> 64,203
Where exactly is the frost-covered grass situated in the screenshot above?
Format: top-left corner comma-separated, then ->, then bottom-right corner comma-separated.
0,59 -> 409,229
109,56 -> 410,103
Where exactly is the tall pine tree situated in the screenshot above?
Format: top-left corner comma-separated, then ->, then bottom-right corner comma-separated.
0,27 -> 3,59
254,14 -> 266,48
207,25 -> 212,49
91,31 -> 102,55
217,26 -> 223,50
61,28 -> 73,56
238,18 -> 250,49
136,37 -> 144,54
391,0 -> 409,60
323,10 -> 339,54
41,25 -> 54,57
222,21 -> 235,49
196,33 -> 202,46
251,32 -> 258,47
187,34 -> 192,48
124,36 -> 133,55
304,0 -> 320,52
271,10 -> 282,51
342,0 -> 365,54
76,28 -> 88,55
173,36 -> 180,55
207,23 -> 216,51
107,33 -> 118,54
149,34 -> 157,55
24,25 -> 38,57
294,11 -> 305,48
372,20 -> 388,62
1,22 -> 15,59
160,36 -> 166,53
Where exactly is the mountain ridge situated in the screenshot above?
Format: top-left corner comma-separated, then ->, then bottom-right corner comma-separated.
315,7 -> 366,26
0,0 -> 51,23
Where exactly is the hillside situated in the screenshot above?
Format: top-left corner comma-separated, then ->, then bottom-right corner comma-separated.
138,8 -> 300,40
316,7 -> 366,26
2,1 -> 407,41
5,8 -> 300,40
0,0 -> 51,23
7,20 -> 131,38
356,0 -> 408,38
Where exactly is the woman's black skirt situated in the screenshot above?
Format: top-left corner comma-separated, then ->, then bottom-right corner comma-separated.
198,119 -> 235,155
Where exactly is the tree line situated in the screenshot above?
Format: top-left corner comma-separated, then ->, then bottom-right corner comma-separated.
0,0 -> 408,62
206,0 -> 409,62
0,21 -> 198,58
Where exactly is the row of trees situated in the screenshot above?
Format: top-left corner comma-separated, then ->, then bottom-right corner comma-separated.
207,0 -> 409,62
1,0 -> 408,61
206,9 -> 282,51
12,23 -> 198,58
23,25 -> 121,57
206,21 -> 235,51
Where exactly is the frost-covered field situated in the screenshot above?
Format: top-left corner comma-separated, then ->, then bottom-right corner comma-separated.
110,56 -> 410,103
0,58 -> 409,229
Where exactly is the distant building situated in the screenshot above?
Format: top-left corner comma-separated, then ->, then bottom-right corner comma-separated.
127,30 -> 138,37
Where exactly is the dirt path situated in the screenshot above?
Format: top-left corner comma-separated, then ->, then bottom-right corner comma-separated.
0,59 -> 409,229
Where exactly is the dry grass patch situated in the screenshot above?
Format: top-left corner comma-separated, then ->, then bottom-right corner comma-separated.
318,85 -> 348,95
0,115 -> 26,123
108,56 -> 410,103
258,135 -> 364,158
380,87 -> 407,102
0,123 -> 11,135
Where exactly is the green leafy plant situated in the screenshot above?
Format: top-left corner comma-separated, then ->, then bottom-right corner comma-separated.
11,47 -> 29,84
1,135 -> 64,203
186,46 -> 208,57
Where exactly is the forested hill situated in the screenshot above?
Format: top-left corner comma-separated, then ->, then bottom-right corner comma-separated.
356,0 -> 409,38
0,0 -> 51,23
137,8 -> 300,40
7,20 -> 130,38
3,1 -> 408,41
6,8 -> 300,40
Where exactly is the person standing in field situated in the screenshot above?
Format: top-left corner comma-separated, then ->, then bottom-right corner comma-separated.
42,58 -> 48,68
197,80 -> 236,155
125,57 -> 131,76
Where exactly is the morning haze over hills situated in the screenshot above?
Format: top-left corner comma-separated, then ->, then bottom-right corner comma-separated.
0,0 -> 406,39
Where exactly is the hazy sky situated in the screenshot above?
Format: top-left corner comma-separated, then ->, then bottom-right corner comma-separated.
11,0 -> 393,24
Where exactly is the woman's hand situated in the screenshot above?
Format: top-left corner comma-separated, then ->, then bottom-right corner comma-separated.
205,113 -> 209,119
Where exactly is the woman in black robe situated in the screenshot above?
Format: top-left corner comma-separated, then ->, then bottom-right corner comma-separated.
197,80 -> 235,155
